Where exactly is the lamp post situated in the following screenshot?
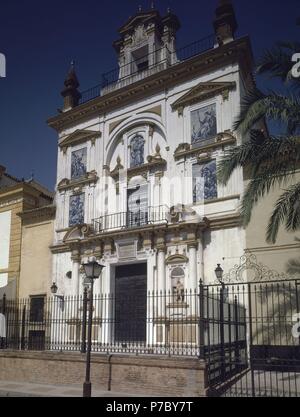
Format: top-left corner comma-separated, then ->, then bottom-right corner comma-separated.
82,260 -> 105,398
215,263 -> 226,380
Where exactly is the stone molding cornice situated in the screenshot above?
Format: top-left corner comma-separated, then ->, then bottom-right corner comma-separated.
0,182 -> 53,202
174,131 -> 236,160
186,240 -> 198,249
57,171 -> 98,192
110,154 -> 166,181
51,220 -> 209,253
47,37 -> 253,132
171,81 -> 236,113
166,253 -> 189,265
50,243 -> 70,254
208,213 -> 242,230
17,205 -> 56,222
246,242 -> 300,253
59,129 -> 101,152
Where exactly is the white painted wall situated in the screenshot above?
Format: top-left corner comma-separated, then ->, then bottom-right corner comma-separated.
52,56 -> 247,295
0,210 -> 11,269
0,273 -> 8,288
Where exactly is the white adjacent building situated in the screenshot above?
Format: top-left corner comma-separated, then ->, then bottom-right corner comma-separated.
47,1 -> 253,346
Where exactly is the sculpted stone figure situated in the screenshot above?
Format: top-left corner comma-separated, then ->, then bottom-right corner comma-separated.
175,280 -> 184,302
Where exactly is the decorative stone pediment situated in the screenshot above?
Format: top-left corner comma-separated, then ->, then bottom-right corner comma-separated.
174,130 -> 236,160
166,253 -> 189,265
118,11 -> 159,36
174,143 -> 190,155
57,171 -> 98,192
59,129 -> 101,153
63,224 -> 92,243
171,81 -> 236,113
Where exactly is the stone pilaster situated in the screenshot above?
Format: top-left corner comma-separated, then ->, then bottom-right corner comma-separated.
71,247 -> 81,296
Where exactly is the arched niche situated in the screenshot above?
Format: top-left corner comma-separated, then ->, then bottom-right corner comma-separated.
105,116 -> 167,170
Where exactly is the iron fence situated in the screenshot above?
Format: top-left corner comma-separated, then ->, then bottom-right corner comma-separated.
1,277 -> 300,397
79,34 -> 215,104
92,205 -> 169,234
1,289 -> 203,356
205,280 -> 300,397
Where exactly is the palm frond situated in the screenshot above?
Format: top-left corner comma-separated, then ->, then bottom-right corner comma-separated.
233,88 -> 265,132
286,258 -> 300,275
235,91 -> 300,134
218,132 -> 300,186
241,172 -> 296,226
256,47 -> 294,82
266,183 -> 300,243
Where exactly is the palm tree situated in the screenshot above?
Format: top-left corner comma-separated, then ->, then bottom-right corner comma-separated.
218,24 -> 300,244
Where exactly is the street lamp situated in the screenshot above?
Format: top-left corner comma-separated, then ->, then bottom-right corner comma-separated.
214,264 -> 224,284
50,282 -> 64,302
82,260 -> 105,398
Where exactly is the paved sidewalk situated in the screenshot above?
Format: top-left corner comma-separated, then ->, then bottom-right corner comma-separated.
0,380 -> 147,397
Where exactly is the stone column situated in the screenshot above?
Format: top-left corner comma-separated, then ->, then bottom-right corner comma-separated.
187,226 -> 198,317
156,231 -> 166,319
93,243 -> 103,296
188,244 -> 198,291
71,247 -> 81,296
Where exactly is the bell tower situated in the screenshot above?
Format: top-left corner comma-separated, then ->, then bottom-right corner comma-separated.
112,7 -> 180,82
213,0 -> 238,46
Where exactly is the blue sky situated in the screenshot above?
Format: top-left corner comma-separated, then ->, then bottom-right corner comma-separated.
0,0 -> 299,190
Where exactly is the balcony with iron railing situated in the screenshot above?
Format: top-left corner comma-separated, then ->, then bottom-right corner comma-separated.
79,34 -> 216,105
92,205 -> 169,234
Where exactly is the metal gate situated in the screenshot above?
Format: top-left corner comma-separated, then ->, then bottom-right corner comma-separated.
203,255 -> 300,397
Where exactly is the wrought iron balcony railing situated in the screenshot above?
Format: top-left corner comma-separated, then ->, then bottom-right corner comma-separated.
79,34 -> 215,104
92,205 -> 169,234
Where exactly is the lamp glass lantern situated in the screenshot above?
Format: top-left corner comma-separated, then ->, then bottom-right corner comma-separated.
50,282 -> 58,294
214,264 -> 224,283
82,261 -> 104,280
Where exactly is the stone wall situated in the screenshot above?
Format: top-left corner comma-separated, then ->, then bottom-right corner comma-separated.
0,351 -> 208,397
19,219 -> 54,298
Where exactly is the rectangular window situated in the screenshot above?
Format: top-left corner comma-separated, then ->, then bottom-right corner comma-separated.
127,184 -> 148,227
191,103 -> 217,145
193,160 -> 217,202
69,193 -> 85,227
29,296 -> 45,323
131,46 -> 149,74
71,148 -> 87,179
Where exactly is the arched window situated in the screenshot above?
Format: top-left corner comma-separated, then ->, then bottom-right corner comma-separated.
130,135 -> 145,168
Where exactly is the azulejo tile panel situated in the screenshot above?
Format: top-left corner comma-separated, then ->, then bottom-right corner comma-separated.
69,193 -> 85,226
193,160 -> 217,202
191,103 -> 217,145
71,148 -> 87,179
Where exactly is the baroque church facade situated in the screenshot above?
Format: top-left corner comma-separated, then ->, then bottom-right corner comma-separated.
48,1 -> 253,318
